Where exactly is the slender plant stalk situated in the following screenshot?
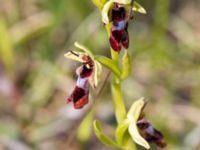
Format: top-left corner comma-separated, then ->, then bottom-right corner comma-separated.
111,75 -> 126,123
105,25 -> 126,123
105,21 -> 136,150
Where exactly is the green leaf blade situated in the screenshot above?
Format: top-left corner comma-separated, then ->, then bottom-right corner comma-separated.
93,120 -> 119,148
77,110 -> 94,142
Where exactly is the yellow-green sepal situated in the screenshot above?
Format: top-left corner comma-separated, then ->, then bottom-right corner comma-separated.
127,98 -> 150,149
92,0 -> 108,10
74,41 -> 95,60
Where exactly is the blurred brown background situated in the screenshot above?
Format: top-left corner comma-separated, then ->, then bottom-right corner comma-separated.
0,0 -> 200,149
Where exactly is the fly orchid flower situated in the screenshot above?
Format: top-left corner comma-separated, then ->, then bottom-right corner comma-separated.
126,98 -> 166,149
101,0 -> 146,52
64,42 -> 102,109
102,0 -> 134,52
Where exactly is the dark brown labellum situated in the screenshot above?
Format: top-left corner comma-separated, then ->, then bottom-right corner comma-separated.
67,86 -> 89,109
137,118 -> 167,148
110,21 -> 129,51
109,3 -> 130,52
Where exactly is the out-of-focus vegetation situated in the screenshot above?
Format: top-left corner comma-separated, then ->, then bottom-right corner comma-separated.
0,0 -> 200,149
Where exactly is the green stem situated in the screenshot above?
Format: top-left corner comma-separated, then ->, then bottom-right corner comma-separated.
105,24 -> 126,122
111,75 -> 126,123
111,48 -> 119,62
105,24 -> 126,123
105,24 -> 136,150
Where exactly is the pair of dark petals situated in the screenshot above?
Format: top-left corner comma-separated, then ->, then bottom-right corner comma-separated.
67,63 -> 93,109
137,118 -> 167,148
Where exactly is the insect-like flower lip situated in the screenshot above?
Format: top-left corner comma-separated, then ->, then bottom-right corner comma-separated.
67,64 -> 92,109
109,22 -> 129,51
137,118 -> 167,148
67,84 -> 89,109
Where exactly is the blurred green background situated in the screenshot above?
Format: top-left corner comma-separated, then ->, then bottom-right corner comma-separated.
0,0 -> 200,149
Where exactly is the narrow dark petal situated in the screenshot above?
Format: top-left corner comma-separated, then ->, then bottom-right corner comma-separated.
137,119 -> 167,148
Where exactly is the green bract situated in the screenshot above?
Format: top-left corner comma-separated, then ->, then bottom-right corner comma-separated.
121,51 -> 132,80
95,55 -> 121,78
